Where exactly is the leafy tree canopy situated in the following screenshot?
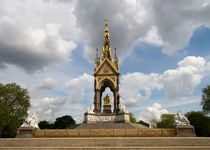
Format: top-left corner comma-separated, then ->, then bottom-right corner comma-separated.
38,121 -> 54,129
0,83 -> 30,137
201,85 -> 210,114
129,113 -> 136,123
54,115 -> 76,129
156,114 -> 175,128
185,111 -> 210,137
0,104 -> 10,131
39,115 -> 76,129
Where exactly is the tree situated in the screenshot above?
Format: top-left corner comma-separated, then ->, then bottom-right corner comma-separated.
138,120 -> 150,127
129,113 -> 136,123
54,115 -> 76,129
38,121 -> 54,129
156,114 -> 175,128
0,104 -> 10,137
0,83 -> 30,137
185,111 -> 210,137
201,85 -> 210,114
150,119 -> 158,128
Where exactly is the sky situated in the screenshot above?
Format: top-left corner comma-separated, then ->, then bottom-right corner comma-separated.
0,0 -> 210,123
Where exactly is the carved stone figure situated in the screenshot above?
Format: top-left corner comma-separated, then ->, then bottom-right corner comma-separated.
174,111 -> 190,126
21,113 -> 39,128
174,111 -> 196,137
119,103 -> 128,113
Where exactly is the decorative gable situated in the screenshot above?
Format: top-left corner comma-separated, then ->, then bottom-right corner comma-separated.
94,58 -> 119,76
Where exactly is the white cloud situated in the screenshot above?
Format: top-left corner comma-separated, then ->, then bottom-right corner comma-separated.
120,72 -> 163,105
163,96 -> 201,108
65,73 -> 94,103
120,56 -> 210,104
0,0 -> 209,69
160,56 -> 206,99
74,116 -> 83,124
0,16 -> 76,72
140,26 -> 164,46
37,77 -> 58,89
0,0 -> 210,124
151,0 -> 210,55
0,0 -> 77,72
35,96 -> 67,121
73,0 -> 151,62
73,0 -> 210,60
138,103 -> 168,122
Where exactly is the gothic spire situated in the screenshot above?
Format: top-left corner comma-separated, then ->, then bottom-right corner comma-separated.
102,18 -> 112,61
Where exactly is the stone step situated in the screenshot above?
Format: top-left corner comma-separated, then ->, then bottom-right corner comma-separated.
0,146 -> 210,150
0,137 -> 210,150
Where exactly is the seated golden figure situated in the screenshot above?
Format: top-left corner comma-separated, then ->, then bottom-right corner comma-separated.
103,94 -> 110,105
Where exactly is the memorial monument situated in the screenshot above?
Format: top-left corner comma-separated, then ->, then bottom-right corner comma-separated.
83,19 -> 130,124
17,113 -> 39,137
174,111 -> 196,137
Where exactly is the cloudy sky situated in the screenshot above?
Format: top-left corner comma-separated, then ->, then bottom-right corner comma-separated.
0,0 -> 210,123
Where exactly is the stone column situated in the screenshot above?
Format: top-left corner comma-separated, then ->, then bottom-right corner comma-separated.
94,90 -> 101,112
113,89 -> 119,113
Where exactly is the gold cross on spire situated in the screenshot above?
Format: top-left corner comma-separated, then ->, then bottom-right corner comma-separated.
104,18 -> 109,24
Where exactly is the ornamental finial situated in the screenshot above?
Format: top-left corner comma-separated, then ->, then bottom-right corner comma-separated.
104,18 -> 109,25
102,18 -> 112,61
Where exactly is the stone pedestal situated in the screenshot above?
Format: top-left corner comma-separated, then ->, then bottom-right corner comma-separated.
83,112 -> 130,124
103,105 -> 112,113
176,125 -> 196,137
16,126 -> 36,138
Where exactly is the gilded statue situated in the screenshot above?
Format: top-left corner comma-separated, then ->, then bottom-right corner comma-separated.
103,94 -> 110,105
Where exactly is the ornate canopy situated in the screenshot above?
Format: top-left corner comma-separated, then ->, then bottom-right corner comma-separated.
94,19 -> 120,113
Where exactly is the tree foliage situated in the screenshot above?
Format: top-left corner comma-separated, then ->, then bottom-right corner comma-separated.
138,120 -> 150,127
0,83 -> 30,137
0,104 -> 9,131
54,115 -> 76,129
38,115 -> 76,129
38,121 -> 54,129
156,114 -> 175,128
150,119 -> 158,128
185,111 -> 210,137
129,113 -> 136,123
201,85 -> 210,114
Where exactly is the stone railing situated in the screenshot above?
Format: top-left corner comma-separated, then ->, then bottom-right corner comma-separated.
33,128 -> 176,137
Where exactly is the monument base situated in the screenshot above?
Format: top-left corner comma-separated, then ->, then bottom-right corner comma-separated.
83,112 -> 130,124
175,125 -> 196,137
103,105 -> 112,113
16,126 -> 36,138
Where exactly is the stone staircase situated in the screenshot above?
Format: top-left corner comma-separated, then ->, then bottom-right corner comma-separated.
0,137 -> 210,150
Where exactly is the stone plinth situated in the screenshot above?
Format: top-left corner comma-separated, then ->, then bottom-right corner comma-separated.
83,112 -> 130,124
176,125 -> 196,137
16,126 -> 36,138
103,105 -> 112,113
